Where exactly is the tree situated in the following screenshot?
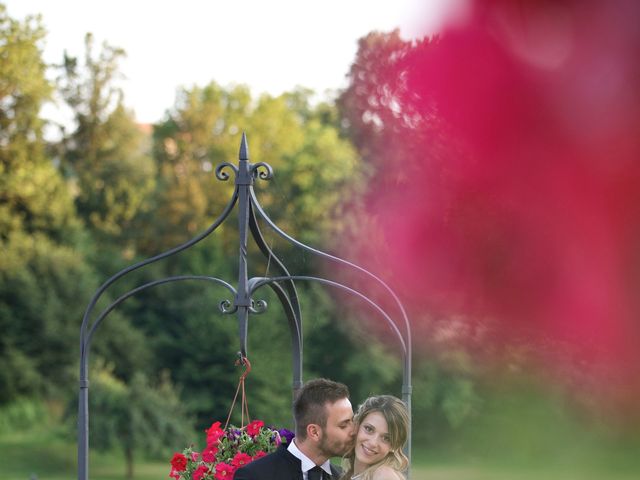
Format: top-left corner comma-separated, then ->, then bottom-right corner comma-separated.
337,30 -> 443,182
0,9 -> 154,405
88,365 -> 192,479
250,90 -> 364,248
0,4 -> 79,243
57,33 -> 155,251
148,83 -> 364,254
141,82 -> 249,253
0,5 -> 85,403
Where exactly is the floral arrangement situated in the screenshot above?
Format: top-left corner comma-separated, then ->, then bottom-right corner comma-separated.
169,419 -> 295,480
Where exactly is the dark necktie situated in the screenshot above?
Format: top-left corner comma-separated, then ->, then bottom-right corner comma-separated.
308,466 -> 325,480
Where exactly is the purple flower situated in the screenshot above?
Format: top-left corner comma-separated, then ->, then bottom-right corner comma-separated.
278,428 -> 295,444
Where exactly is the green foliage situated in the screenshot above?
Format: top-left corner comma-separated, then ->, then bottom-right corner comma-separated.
296,283 -> 402,404
410,355 -> 481,447
0,5 -> 80,243
57,33 -> 156,248
120,277 -> 239,426
0,232 -> 95,401
0,397 -> 48,434
248,89 -> 365,248
88,364 -> 192,478
148,83 -> 363,255
122,273 -> 294,430
0,229 -> 151,404
266,111 -> 364,247
0,5 -> 50,147
143,82 -> 246,252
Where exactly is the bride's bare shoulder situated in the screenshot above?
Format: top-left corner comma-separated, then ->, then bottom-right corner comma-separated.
371,466 -> 405,480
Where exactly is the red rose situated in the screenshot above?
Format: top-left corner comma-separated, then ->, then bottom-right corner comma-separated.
245,420 -> 264,437
193,465 -> 210,480
169,468 -> 181,479
170,453 -> 188,472
213,462 -> 234,480
231,452 -> 252,468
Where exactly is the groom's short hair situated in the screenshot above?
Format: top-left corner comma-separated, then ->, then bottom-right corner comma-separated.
293,378 -> 350,439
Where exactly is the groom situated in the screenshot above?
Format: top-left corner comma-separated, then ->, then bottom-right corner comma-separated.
234,378 -> 355,480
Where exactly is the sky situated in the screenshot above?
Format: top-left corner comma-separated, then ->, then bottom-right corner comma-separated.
4,0 -> 464,124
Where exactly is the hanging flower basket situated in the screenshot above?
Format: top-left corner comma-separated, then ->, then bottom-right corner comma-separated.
169,419 -> 295,480
169,357 -> 295,480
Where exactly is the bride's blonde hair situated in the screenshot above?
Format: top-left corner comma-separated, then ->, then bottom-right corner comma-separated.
342,395 -> 409,480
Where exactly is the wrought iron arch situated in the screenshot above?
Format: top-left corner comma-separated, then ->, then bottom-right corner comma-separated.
77,133 -> 412,480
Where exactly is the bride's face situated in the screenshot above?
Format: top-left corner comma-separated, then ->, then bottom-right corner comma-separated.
354,411 -> 392,467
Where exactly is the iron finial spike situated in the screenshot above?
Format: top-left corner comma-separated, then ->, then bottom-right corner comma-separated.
239,132 -> 249,160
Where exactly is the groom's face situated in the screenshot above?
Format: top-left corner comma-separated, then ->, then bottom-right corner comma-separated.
318,397 -> 355,457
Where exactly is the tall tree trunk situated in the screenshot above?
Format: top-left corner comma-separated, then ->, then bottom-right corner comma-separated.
125,445 -> 134,480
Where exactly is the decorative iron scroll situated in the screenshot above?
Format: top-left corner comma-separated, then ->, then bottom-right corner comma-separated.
77,133 -> 412,480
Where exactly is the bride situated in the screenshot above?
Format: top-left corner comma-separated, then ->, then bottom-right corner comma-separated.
341,395 -> 409,480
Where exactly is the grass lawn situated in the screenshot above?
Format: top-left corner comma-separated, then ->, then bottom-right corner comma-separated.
410,464 -> 640,480
410,452 -> 640,480
2,430 -> 639,480
0,430 -> 167,480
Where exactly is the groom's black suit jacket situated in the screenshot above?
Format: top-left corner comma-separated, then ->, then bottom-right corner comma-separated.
234,445 -> 342,480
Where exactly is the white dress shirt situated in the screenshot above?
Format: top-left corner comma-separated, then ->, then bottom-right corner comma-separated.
287,438 -> 333,479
